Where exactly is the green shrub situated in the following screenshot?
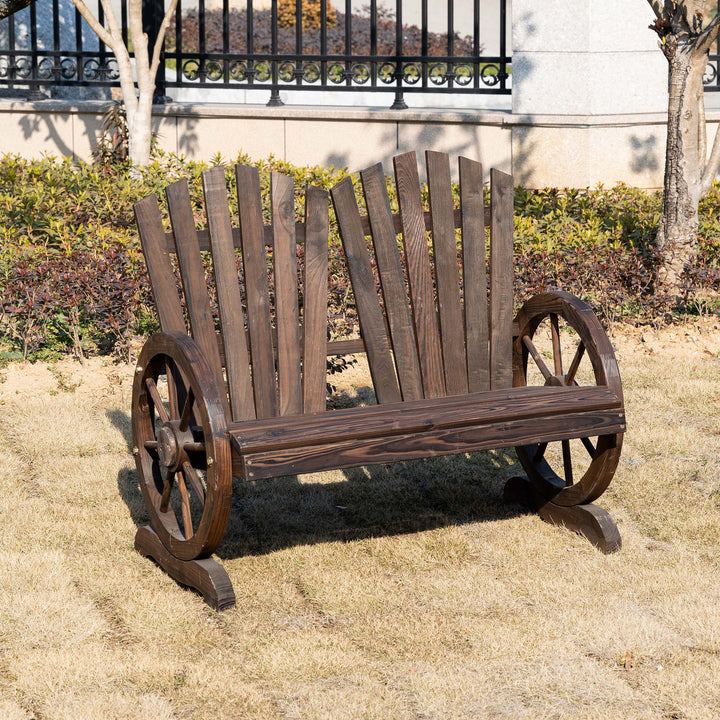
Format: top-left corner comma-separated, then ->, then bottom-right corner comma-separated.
0,153 -> 718,362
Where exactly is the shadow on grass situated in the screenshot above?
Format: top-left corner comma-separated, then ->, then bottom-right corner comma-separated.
108,408 -> 526,560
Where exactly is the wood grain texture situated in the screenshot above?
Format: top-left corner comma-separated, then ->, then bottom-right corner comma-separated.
240,410 -> 626,481
426,151 -> 468,396
202,166 -> 256,422
165,179 -> 229,415
235,164 -> 278,419
134,525 -> 236,610
360,162 -> 423,402
134,194 -> 186,334
331,176 -> 401,404
394,151 -> 446,398
302,185 -> 330,413
459,156 -> 490,393
489,168 -> 514,390
271,172 -> 302,416
503,476 -> 622,554
159,208 -> 492,254
230,384 -> 622,455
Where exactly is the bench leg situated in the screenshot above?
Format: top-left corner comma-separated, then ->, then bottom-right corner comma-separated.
504,476 -> 621,554
134,526 -> 236,611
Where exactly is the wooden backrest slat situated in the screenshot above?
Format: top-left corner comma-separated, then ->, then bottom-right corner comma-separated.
161,207 -> 492,254
360,163 -> 423,402
331,177 -> 402,405
459,156 -> 490,393
235,164 -> 278,419
165,179 -> 229,414
302,185 -> 330,413
202,166 -> 256,422
489,168 -> 514,390
426,151 -> 468,396
134,194 -> 186,335
271,173 -> 303,417
393,151 -> 446,399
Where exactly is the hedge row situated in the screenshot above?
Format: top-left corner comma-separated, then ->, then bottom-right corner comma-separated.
0,152 -> 718,362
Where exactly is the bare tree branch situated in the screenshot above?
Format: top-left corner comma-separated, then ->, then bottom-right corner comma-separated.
0,0 -> 34,20
700,125 -> 720,193
648,0 -> 664,19
695,12 -> 720,54
150,0 -> 179,79
71,0 -> 115,49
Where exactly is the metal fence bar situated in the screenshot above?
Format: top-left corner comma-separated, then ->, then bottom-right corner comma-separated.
0,0 -> 512,102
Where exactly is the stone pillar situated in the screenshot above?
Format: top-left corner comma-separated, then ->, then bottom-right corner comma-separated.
511,0 -> 669,187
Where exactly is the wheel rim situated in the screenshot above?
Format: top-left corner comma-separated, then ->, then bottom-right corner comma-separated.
513,293 -> 623,506
132,334 -> 231,560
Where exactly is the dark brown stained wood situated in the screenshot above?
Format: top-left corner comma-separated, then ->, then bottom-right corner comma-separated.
160,207 -> 494,255
503,477 -> 621,554
230,384 -> 622,455
393,151 -> 446,398
426,151 -> 468,395
235,164 -> 278,419
201,166 -> 256,422
302,185 -> 330,413
135,526 -> 237,610
239,410 -> 626,481
331,176 -> 401,404
134,195 -> 186,334
489,168 -> 514,390
459,156 -> 490,393
271,172 -> 303,416
360,162 -> 423,402
165,179 -> 229,414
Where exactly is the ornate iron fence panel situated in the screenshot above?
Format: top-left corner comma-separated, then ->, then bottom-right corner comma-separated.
0,0 -> 510,106
705,1 -> 720,91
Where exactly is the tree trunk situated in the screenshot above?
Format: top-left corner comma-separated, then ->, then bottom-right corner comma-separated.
657,35 -> 707,294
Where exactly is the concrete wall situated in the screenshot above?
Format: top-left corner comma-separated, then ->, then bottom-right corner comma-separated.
0,0 -> 689,189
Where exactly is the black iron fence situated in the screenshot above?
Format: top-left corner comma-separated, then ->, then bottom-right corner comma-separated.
0,0 -> 511,107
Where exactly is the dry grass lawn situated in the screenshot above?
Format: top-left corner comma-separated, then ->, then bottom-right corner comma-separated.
0,321 -> 719,719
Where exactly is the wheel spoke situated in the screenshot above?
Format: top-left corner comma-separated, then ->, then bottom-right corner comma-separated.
533,442 -> 548,463
179,387 -> 196,432
145,378 -> 170,424
581,436 -> 596,458
565,342 -> 586,386
561,440 -> 574,486
550,314 -> 563,376
160,468 -> 175,513
166,363 -> 180,420
176,471 -> 194,539
522,336 -> 553,381
183,461 -> 206,504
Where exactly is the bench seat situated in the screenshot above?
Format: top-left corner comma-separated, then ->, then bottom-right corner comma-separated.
230,384 -> 625,480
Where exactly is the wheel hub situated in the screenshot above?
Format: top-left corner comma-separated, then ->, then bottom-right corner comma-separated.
157,423 -> 185,470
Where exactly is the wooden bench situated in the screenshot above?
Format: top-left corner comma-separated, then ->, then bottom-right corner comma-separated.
131,151 -> 626,610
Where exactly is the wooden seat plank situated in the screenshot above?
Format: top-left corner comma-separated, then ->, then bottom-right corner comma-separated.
331,177 -> 401,404
165,179 -> 229,414
393,151 -> 446,398
302,185 -> 330,413
459,157 -> 490,393
360,163 -> 423,402
489,168 -> 514,390
230,384 -> 622,456
134,194 -> 186,334
239,410 -> 626,481
271,173 -> 303,416
235,164 -> 278,419
201,166 -> 256,422
426,151 -> 468,396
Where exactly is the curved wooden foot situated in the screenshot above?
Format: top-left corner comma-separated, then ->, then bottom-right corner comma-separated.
504,476 -> 621,554
134,526 -> 236,611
